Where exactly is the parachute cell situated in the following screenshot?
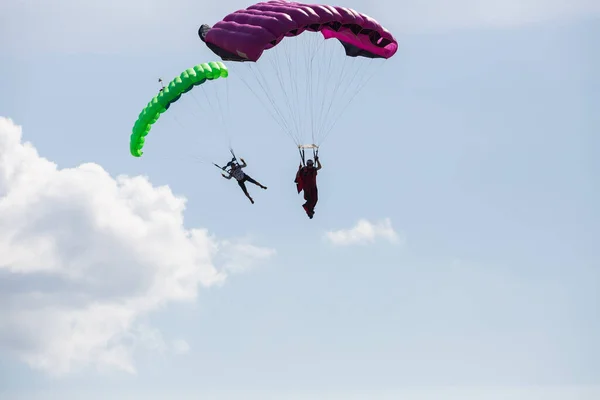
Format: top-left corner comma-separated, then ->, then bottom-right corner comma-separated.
130,61 -> 229,157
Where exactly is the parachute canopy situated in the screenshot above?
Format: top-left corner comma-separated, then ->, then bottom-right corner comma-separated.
197,1 -> 398,152
198,0 -> 398,62
130,61 -> 229,157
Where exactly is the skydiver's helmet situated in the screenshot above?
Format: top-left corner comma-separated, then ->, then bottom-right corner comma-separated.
307,159 -> 314,167
226,160 -> 238,171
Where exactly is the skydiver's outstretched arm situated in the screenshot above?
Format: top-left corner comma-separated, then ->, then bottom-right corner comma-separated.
222,173 -> 232,179
239,158 -> 247,168
315,156 -> 322,171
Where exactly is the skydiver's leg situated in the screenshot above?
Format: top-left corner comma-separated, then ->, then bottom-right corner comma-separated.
237,179 -> 254,204
302,189 -> 310,213
302,202 -> 314,219
304,187 -> 317,218
244,174 -> 267,190
302,193 -> 313,218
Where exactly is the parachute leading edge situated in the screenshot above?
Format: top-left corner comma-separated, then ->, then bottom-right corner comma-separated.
130,62 -> 229,157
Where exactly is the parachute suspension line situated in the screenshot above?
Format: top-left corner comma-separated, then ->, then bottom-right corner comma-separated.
245,62 -> 298,145
148,77 -> 204,163
177,67 -> 232,153
291,34 -> 305,143
307,33 -> 325,146
214,80 -> 224,130
189,86 -> 228,150
291,33 -> 331,146
233,65 -> 290,138
312,39 -> 326,137
155,76 -> 200,150
269,50 -> 296,141
217,77 -> 238,152
319,40 -> 342,140
156,104 -> 212,164
159,75 -> 206,125
307,36 -> 317,145
297,34 -> 312,143
223,76 -> 231,139
224,77 -> 234,151
320,59 -> 386,146
188,90 -> 225,156
270,40 -> 303,145
307,35 -> 320,144
187,154 -> 208,165
309,35 -> 346,145
318,57 -> 372,143
189,90 -> 208,116
163,75 -> 232,162
325,50 -> 362,141
308,42 -> 322,143
266,31 -> 345,148
232,32 -> 378,151
226,76 -> 232,147
332,59 -> 375,124
158,76 -> 207,133
252,62 -> 298,143
313,39 -> 330,142
275,37 -> 297,142
293,34 -> 307,140
291,34 -> 310,145
200,84 -> 218,123
315,51 -> 350,143
213,76 -> 230,144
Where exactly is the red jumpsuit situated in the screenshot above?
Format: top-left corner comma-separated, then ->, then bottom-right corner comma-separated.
295,165 -> 318,218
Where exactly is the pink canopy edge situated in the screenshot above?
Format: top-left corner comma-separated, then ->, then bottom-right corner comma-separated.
203,0 -> 398,61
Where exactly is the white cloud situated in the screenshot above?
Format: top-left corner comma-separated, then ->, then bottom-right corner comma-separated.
324,218 -> 402,246
171,339 -> 191,355
218,239 -> 277,274
0,116 -> 275,376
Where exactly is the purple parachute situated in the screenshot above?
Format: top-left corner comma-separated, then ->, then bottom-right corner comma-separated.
198,0 -> 398,62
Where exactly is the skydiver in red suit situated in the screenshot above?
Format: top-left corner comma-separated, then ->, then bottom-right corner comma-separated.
295,156 -> 322,219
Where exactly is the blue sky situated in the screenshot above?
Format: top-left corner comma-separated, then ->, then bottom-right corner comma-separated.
0,0 -> 599,399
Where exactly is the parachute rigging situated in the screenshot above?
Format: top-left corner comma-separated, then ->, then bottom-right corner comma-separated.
198,1 -> 398,152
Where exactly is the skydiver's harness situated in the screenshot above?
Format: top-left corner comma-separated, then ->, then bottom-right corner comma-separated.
213,148 -> 239,174
298,144 -> 319,166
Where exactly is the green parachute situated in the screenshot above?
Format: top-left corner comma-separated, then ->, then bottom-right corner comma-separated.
130,61 -> 229,157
